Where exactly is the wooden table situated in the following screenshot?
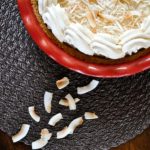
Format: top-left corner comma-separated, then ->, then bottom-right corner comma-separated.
0,127 -> 149,150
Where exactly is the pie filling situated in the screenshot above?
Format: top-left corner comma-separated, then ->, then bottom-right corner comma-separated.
38,0 -> 150,59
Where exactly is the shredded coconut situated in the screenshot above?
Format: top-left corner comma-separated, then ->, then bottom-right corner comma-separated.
59,0 -> 150,37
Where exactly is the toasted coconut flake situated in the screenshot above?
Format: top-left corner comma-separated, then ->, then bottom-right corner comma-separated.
59,98 -> 80,107
12,124 -> 30,143
68,117 -> 83,134
56,77 -> 70,89
48,113 -> 63,126
86,10 -> 96,28
40,128 -> 52,141
77,80 -> 99,94
59,99 -> 69,106
84,112 -> 98,120
32,128 -> 52,149
57,117 -> 83,139
65,94 -> 76,110
28,106 -> 40,122
57,127 -> 69,139
75,98 -> 80,103
44,91 -> 53,113
32,138 -> 48,150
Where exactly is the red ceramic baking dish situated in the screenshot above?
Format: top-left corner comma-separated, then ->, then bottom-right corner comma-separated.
17,0 -> 150,78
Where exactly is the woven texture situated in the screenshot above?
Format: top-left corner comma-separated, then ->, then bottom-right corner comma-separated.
0,0 -> 150,150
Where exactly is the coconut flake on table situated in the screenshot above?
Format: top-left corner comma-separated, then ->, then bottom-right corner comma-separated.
56,77 -> 70,89
77,80 -> 99,94
59,98 -> 80,107
59,99 -> 69,106
40,128 -> 52,141
12,124 -> 30,143
44,91 -> 53,113
57,117 -> 83,139
32,138 -> 48,150
57,127 -> 69,139
28,106 -> 40,122
65,94 -> 76,110
75,98 -> 80,103
32,128 -> 52,149
84,112 -> 98,120
68,117 -> 84,134
48,113 -> 63,126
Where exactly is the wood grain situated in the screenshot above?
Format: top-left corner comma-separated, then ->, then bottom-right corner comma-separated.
112,127 -> 150,150
0,127 -> 149,150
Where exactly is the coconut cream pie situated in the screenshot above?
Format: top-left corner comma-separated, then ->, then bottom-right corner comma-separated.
31,0 -> 150,64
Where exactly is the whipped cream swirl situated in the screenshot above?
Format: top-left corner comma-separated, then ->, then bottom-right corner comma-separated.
64,23 -> 94,55
91,34 -> 125,59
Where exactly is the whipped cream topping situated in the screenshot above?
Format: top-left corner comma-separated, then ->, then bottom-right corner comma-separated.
38,0 -> 150,59
64,23 -> 94,55
91,33 -> 125,59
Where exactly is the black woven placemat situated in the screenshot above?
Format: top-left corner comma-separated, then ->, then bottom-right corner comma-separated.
0,0 -> 150,150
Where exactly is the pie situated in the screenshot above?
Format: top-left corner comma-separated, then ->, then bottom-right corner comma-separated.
31,0 -> 150,64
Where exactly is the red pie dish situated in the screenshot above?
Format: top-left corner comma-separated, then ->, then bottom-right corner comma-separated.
18,0 -> 150,78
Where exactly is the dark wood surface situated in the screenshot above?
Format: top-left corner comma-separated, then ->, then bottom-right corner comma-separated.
0,127 -> 149,150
